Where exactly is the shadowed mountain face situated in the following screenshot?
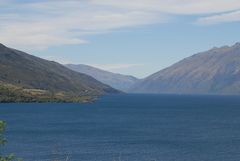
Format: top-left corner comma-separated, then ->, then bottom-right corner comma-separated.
66,64 -> 139,92
130,43 -> 240,95
0,44 -> 118,100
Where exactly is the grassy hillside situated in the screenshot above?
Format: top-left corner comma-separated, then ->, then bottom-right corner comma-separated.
0,82 -> 96,103
0,44 -> 119,102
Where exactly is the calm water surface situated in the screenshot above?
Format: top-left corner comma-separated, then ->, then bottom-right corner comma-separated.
1,94 -> 240,161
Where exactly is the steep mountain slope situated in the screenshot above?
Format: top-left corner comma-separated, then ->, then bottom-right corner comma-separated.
0,44 -> 118,102
130,43 -> 240,95
66,64 -> 139,92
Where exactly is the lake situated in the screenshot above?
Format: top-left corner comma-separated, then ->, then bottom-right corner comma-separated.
1,94 -> 240,161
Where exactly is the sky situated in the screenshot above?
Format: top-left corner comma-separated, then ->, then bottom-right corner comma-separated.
0,0 -> 240,78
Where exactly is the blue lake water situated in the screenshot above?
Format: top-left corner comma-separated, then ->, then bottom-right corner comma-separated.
1,94 -> 240,161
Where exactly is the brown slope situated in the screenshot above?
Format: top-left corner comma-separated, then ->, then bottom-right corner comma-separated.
130,43 -> 240,95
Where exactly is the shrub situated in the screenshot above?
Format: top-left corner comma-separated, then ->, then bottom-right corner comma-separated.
0,121 -> 21,161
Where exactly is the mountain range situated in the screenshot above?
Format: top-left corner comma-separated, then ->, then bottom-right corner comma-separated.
0,44 -> 118,102
65,64 -> 139,92
1,42 -> 240,102
130,43 -> 240,95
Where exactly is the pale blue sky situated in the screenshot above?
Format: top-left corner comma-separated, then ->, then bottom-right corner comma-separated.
1,0 -> 240,78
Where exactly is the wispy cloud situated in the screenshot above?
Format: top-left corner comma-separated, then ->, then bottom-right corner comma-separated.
91,0 -> 240,14
40,55 -> 74,65
91,63 -> 144,71
0,0 -> 165,50
39,56 -> 143,72
0,0 -> 240,49
196,10 -> 240,25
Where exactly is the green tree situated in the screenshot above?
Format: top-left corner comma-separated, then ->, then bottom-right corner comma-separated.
0,121 -> 7,145
0,121 -> 21,161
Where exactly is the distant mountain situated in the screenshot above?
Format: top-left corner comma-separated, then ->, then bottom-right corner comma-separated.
130,43 -> 240,95
0,44 -> 118,102
66,64 -> 139,92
